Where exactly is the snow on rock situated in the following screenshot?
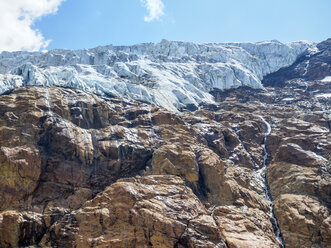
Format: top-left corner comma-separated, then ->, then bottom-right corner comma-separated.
316,93 -> 331,99
321,76 -> 331,82
0,40 -> 316,111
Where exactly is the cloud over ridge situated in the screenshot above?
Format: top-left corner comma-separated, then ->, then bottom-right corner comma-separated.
141,0 -> 165,22
0,0 -> 64,52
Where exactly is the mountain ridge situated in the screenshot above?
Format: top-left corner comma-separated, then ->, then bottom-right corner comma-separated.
0,39 -> 316,111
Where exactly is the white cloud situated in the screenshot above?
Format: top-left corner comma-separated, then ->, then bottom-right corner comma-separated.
141,0 -> 165,22
0,0 -> 64,52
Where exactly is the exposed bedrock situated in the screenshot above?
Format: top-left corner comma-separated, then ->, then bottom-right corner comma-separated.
0,80 -> 329,247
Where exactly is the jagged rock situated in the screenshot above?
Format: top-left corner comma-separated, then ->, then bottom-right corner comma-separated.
150,144 -> 199,185
274,194 -> 331,248
0,211 -> 46,247
0,87 -> 156,212
213,206 -> 280,248
0,146 -> 41,210
274,143 -> 328,167
267,162 -> 331,205
193,122 -> 229,158
40,175 -> 228,248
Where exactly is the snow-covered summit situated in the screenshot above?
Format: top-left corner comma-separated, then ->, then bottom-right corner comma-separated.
0,39 -> 315,111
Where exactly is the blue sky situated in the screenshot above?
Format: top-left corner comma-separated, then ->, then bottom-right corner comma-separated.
0,0 -> 330,52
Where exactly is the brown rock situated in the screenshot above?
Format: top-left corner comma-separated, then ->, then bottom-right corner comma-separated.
0,211 -> 46,247
150,143 -> 199,184
0,87 -> 155,212
267,162 -> 331,205
40,175 -> 227,248
274,194 -> 331,248
213,206 -> 280,248
274,143 -> 328,167
0,146 -> 41,210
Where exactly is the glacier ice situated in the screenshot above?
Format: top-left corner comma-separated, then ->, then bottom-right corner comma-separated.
0,39 -> 316,111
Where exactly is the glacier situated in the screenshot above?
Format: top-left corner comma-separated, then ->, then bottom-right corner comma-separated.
0,39 -> 316,111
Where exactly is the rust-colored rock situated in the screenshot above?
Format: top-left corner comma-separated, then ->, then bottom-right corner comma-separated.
0,211 -> 46,248
274,194 -> 331,248
40,175 -> 227,248
150,143 -> 199,184
213,206 -> 280,248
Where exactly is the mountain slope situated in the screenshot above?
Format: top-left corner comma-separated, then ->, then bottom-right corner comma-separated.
0,39 -> 330,248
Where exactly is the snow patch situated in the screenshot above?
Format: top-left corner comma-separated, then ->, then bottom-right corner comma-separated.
316,93 -> 331,98
321,76 -> 331,82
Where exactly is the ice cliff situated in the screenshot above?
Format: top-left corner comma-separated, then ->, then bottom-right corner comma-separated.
0,39 -> 315,111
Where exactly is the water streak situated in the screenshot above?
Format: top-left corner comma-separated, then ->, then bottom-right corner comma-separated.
258,116 -> 285,248
44,87 -> 56,120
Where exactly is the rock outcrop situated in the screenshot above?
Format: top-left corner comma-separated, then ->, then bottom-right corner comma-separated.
40,175 -> 227,248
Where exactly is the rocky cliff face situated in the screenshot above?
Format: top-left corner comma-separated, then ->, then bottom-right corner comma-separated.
0,39 -> 330,248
